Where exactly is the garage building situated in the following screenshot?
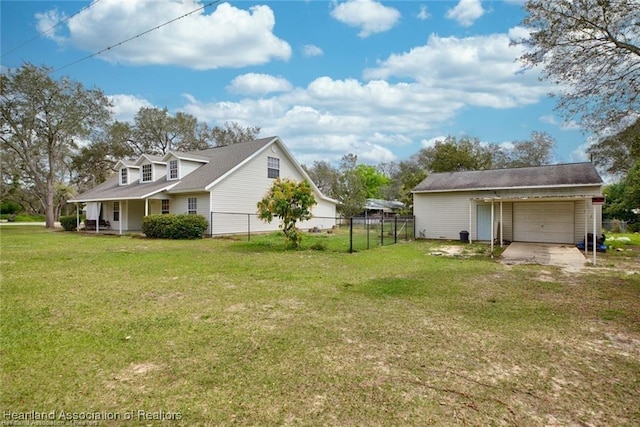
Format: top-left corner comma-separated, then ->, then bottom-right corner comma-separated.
412,163 -> 604,244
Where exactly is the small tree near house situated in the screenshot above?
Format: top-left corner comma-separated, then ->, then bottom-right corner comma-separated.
257,178 -> 317,248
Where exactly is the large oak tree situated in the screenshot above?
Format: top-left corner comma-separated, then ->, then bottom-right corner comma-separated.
1,64 -> 111,228
516,0 -> 640,132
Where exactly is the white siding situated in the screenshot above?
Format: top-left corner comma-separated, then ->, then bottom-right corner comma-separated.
129,168 -> 140,183
414,192 -> 474,240
575,199 -> 602,241
209,144 -> 336,235
171,193 -> 209,217
181,160 -> 203,178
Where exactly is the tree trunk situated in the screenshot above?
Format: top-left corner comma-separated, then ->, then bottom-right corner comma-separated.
45,175 -> 55,228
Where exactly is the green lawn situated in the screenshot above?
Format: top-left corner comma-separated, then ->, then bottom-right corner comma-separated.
1,226 -> 639,426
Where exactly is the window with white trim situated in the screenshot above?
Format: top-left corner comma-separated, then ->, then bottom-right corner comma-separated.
267,157 -> 280,179
141,164 -> 152,182
169,160 -> 178,180
113,202 -> 120,222
162,199 -> 170,214
120,168 -> 128,185
187,197 -> 197,215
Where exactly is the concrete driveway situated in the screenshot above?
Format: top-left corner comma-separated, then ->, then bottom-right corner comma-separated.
501,242 -> 588,271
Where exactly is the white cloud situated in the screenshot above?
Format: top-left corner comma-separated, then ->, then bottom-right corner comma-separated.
331,0 -> 401,38
540,115 -> 582,131
446,0 -> 484,27
420,136 -> 447,148
107,94 -> 153,121
49,0 -> 291,69
35,9 -> 67,44
364,31 -> 550,109
227,73 -> 293,96
100,24 -> 560,165
302,44 -> 324,57
175,29 -> 556,165
417,5 -> 430,21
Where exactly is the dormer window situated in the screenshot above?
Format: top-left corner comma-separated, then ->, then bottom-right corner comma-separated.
141,164 -> 152,182
120,168 -> 128,185
169,160 -> 178,180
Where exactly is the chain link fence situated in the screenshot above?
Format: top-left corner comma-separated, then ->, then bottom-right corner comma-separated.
346,215 -> 415,253
209,212 -> 414,252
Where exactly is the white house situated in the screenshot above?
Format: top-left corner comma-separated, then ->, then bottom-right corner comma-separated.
412,163 -> 604,244
69,137 -> 338,235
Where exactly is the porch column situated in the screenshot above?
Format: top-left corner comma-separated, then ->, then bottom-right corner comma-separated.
76,203 -> 79,232
96,202 -> 100,234
119,200 -> 123,235
145,199 -> 149,216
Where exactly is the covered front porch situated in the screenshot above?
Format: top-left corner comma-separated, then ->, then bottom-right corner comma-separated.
74,198 -> 160,235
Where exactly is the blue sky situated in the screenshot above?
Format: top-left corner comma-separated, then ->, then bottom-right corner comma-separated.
1,0 -> 592,167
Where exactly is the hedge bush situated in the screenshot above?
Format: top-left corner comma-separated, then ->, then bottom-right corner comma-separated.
60,215 -> 79,231
142,214 -> 208,239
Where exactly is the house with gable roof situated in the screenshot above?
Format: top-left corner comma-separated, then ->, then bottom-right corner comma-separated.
412,163 -> 604,244
69,137 -> 338,235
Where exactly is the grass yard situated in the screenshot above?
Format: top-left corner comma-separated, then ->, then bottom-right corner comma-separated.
1,226 -> 639,426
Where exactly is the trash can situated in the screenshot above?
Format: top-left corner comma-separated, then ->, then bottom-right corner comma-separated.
459,230 -> 469,243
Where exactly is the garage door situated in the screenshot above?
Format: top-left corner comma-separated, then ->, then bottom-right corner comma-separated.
513,202 -> 575,243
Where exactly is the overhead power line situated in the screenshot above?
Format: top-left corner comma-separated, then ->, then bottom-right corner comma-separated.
2,0 -> 102,59
51,0 -> 221,74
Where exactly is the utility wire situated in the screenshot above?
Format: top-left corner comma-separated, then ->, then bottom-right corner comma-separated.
51,0 -> 220,74
2,0 -> 102,59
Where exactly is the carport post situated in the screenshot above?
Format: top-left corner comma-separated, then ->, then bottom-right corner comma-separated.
468,200 -> 473,244
593,203 -> 597,266
584,205 -> 588,256
490,201 -> 494,258
500,200 -> 503,247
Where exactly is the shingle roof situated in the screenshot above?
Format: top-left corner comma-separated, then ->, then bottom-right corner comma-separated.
170,137 -> 274,192
413,163 -> 603,193
69,137 -> 276,202
69,175 -> 177,202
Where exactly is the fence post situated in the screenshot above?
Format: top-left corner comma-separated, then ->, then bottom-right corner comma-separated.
349,217 -> 353,253
247,214 -> 251,242
394,216 -> 398,243
405,217 -> 408,241
366,216 -> 370,250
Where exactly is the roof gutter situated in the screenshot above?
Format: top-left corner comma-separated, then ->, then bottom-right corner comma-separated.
412,183 -> 602,194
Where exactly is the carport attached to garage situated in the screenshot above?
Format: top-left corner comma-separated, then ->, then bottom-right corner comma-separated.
471,195 -> 600,246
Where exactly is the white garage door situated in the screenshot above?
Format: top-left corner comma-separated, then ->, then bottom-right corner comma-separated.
513,202 -> 575,243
